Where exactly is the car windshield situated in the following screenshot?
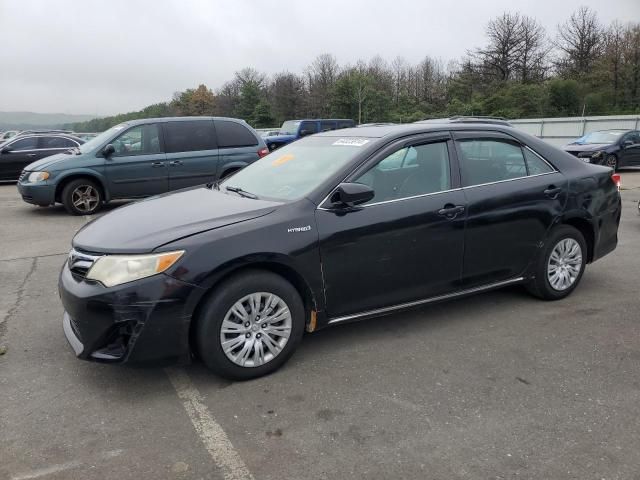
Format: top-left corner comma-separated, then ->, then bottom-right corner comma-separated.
579,131 -> 625,144
78,124 -> 129,153
279,121 -> 300,135
220,136 -> 370,201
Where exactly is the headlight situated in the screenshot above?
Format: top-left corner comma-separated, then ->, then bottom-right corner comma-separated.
591,151 -> 604,159
85,250 -> 184,287
27,171 -> 50,182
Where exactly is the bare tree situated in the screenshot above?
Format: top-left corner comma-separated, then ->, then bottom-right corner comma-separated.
473,12 -> 524,82
555,6 -> 604,76
306,54 -> 339,116
516,15 -> 550,82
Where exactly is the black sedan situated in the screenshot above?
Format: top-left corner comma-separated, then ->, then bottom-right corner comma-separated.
0,133 -> 84,181
59,123 -> 621,379
564,129 -> 640,171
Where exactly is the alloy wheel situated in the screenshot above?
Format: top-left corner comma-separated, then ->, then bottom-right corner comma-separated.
547,238 -> 583,291
605,155 -> 617,170
71,185 -> 99,213
219,292 -> 292,367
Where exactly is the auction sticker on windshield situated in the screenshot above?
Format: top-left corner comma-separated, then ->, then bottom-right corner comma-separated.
332,138 -> 370,147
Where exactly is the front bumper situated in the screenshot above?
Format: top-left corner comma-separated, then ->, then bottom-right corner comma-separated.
59,261 -> 202,365
17,180 -> 56,206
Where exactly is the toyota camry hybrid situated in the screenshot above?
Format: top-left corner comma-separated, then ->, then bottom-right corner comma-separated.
59,122 -> 621,380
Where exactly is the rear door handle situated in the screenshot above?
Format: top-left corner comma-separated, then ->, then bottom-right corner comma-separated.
169,160 -> 183,166
151,161 -> 165,168
26,153 -> 37,157
437,204 -> 465,218
544,185 -> 562,198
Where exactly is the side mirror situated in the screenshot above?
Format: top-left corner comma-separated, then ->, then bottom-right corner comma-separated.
102,144 -> 115,157
299,129 -> 313,137
329,183 -> 375,208
1,146 -> 12,154
623,139 -> 633,148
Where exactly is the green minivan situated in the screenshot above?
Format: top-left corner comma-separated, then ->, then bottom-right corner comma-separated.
17,117 -> 269,215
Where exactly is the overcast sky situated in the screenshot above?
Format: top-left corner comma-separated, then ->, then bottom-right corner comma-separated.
0,0 -> 638,116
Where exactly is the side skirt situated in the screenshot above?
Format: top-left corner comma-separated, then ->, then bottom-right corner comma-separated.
327,276 -> 525,325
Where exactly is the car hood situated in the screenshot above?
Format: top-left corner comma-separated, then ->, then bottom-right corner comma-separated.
25,152 -> 78,171
73,186 -> 281,254
564,143 -> 611,153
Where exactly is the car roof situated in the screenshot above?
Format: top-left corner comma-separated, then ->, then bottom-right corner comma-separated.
315,122 -> 516,139
121,116 -> 251,127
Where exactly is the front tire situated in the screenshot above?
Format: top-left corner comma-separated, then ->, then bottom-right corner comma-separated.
526,225 -> 587,300
196,270 -> 305,380
604,154 -> 618,171
61,179 -> 103,215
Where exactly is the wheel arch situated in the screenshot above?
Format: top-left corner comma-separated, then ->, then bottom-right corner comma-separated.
561,215 -> 595,263
219,162 -> 248,179
55,171 -> 110,203
187,258 -> 319,354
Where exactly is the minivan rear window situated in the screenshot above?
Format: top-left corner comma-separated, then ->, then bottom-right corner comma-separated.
215,121 -> 258,148
164,121 -> 217,153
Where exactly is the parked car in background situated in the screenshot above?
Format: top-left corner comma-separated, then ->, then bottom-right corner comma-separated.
258,130 -> 280,138
0,133 -> 84,181
263,118 -> 355,151
1,130 -> 19,141
17,116 -> 268,215
58,122 -> 620,379
564,129 -> 640,171
74,132 -> 100,141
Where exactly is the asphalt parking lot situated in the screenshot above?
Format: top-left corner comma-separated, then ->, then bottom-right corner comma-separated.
1,173 -> 640,480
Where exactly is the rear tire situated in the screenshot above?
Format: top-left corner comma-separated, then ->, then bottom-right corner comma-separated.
525,225 -> 587,300
61,178 -> 103,215
196,270 -> 305,380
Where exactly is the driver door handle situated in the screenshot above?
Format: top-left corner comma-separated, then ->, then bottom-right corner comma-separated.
169,160 -> 183,166
26,153 -> 37,157
438,204 -> 465,218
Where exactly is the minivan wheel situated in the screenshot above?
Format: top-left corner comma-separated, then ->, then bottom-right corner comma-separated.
62,179 -> 103,215
525,225 -> 587,300
196,270 -> 305,380
605,154 -> 618,171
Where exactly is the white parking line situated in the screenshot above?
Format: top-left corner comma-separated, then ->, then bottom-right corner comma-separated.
165,368 -> 254,480
11,461 -> 82,480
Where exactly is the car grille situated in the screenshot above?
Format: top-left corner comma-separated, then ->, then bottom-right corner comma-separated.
18,170 -> 28,182
68,249 -> 102,279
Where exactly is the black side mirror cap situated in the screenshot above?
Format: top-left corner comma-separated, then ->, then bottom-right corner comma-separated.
102,144 -> 115,157
329,182 -> 375,208
623,140 -> 633,148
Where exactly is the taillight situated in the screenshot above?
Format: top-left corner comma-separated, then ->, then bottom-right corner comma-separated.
258,147 -> 269,158
611,173 -> 621,190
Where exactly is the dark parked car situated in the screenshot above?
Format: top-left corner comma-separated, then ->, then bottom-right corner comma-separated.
564,129 -> 640,171
264,118 -> 355,151
0,133 -> 84,181
17,117 -> 268,215
59,123 -> 621,380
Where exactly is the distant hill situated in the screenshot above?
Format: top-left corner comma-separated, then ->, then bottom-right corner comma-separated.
0,111 -> 97,130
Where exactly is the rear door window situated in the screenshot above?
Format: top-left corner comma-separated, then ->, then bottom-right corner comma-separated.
523,148 -> 554,175
299,121 -> 319,136
41,137 -> 77,149
337,120 -> 354,129
457,139 -> 528,187
7,137 -> 38,151
320,121 -> 337,132
214,120 -> 258,148
164,120 -> 217,153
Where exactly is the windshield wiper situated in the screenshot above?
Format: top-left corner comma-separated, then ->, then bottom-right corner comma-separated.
225,185 -> 258,199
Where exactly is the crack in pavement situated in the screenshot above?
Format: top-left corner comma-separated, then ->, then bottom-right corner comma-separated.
1,257 -> 38,343
0,252 -> 67,263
